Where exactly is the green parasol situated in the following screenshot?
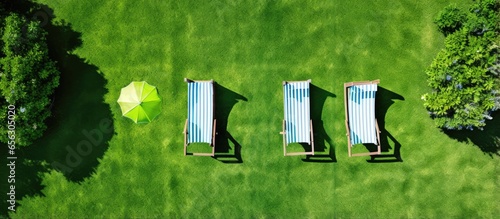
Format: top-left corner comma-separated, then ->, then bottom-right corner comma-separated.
117,81 -> 161,124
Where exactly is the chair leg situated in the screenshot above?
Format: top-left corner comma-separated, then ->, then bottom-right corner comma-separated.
310,120 -> 314,156
282,120 -> 287,156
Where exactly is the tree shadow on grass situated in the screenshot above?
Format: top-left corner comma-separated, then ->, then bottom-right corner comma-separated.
366,87 -> 404,163
0,151 -> 48,216
301,84 -> 336,163
0,2 -> 113,216
34,6 -> 114,183
443,111 -> 500,157
28,54 -> 114,181
213,83 -> 247,163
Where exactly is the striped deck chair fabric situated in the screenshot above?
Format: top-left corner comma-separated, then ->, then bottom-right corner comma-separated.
187,81 -> 214,144
283,81 -> 311,145
347,83 -> 378,145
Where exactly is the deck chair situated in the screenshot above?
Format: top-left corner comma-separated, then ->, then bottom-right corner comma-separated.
280,80 -> 314,156
344,80 -> 381,157
183,78 -> 216,156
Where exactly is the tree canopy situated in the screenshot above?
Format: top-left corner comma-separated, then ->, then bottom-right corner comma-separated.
0,5 -> 60,146
422,0 -> 500,131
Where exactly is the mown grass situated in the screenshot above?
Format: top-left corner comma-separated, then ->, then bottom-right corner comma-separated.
8,0 -> 499,218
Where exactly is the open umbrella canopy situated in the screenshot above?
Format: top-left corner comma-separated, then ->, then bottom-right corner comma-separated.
117,81 -> 161,124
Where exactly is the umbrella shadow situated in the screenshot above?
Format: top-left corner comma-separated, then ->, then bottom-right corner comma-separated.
213,83 -> 247,163
366,87 -> 404,163
301,84 -> 337,163
0,2 -> 114,215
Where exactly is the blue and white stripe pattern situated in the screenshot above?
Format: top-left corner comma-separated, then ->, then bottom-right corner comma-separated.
187,81 -> 213,144
348,84 -> 378,145
283,81 -> 311,144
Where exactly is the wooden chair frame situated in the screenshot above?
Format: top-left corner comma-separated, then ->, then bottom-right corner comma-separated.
183,78 -> 216,157
344,80 -> 381,157
280,80 -> 315,156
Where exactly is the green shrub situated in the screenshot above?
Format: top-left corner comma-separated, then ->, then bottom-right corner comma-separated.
0,13 -> 60,146
434,4 -> 467,35
423,0 -> 500,131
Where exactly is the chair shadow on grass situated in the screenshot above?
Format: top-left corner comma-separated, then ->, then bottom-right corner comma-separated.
443,111 -> 500,157
213,83 -> 247,163
301,84 -> 337,163
0,2 -> 114,216
366,87 -> 404,163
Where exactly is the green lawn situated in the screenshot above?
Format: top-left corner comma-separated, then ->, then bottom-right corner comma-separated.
7,0 -> 500,218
